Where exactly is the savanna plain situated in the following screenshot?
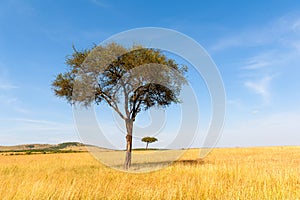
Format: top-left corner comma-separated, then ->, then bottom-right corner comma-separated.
0,146 -> 299,199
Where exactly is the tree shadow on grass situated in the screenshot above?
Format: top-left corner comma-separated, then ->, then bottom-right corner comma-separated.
174,159 -> 206,165
110,159 -> 208,172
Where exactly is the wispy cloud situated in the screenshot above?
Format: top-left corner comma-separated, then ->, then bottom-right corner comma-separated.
0,0 -> 35,18
239,52 -> 279,105
0,65 -> 17,93
0,71 -> 18,90
214,13 -> 300,107
0,78 -> 26,113
0,94 -> 17,104
210,37 -> 243,52
14,118 -> 62,125
0,67 -> 29,113
13,107 -> 31,114
0,118 -> 77,145
90,0 -> 111,8
211,13 -> 300,53
0,84 -> 17,90
0,98 -> 31,115
242,60 -> 271,70
209,25 -> 273,52
1,118 -> 74,133
244,75 -> 275,104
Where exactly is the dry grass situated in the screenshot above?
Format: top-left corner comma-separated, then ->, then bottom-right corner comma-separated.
0,146 -> 299,199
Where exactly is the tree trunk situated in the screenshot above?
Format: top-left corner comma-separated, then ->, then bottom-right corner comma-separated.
124,119 -> 133,170
146,142 -> 149,150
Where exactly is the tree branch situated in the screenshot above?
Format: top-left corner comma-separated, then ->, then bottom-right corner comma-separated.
97,88 -> 126,120
119,78 -> 130,119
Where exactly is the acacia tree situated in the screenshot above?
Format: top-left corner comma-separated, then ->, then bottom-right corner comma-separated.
52,43 -> 187,169
141,137 -> 158,150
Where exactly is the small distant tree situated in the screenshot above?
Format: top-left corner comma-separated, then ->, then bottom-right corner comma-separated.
141,137 -> 158,150
26,145 -> 35,149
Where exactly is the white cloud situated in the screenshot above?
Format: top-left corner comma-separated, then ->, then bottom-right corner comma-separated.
13,107 -> 31,114
0,94 -> 17,104
213,14 -> 300,107
0,92 -> 30,114
291,19 -> 300,31
0,68 -> 29,113
210,37 -> 243,52
239,50 -> 279,73
14,118 -> 64,125
0,70 -> 17,90
0,118 -> 75,135
244,75 -> 274,103
211,13 -> 300,53
90,0 -> 111,8
242,60 -> 271,70
0,84 -> 17,90
0,0 -> 35,19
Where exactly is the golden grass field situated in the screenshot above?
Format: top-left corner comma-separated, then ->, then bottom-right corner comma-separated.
0,146 -> 299,199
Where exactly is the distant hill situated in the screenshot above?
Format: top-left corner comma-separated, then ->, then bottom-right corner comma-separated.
0,142 -> 91,155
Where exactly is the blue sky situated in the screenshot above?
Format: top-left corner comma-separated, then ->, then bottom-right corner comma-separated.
0,0 -> 300,147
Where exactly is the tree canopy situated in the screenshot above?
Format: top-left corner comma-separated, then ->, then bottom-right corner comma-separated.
141,137 -> 158,149
52,42 -> 187,169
